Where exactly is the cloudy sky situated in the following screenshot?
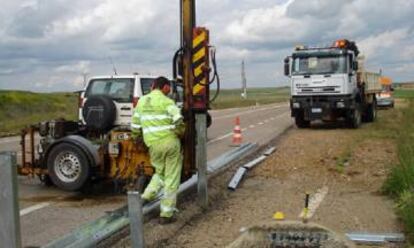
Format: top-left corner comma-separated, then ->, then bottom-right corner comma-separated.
0,0 -> 413,92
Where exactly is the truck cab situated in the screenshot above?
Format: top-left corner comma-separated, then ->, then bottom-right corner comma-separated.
289,47 -> 357,96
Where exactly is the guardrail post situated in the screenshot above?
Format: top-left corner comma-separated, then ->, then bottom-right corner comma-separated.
127,191 -> 145,248
0,151 -> 21,248
196,113 -> 208,209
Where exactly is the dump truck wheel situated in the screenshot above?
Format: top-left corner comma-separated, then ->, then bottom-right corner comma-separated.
47,143 -> 90,191
365,100 -> 377,122
348,105 -> 361,129
294,113 -> 310,128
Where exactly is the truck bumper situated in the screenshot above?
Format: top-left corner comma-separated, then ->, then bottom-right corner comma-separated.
291,95 -> 355,121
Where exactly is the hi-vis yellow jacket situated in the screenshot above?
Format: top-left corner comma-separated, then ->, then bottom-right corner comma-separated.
131,89 -> 183,147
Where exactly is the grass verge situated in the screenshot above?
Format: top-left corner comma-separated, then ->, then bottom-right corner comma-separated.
0,90 -> 78,136
0,87 -> 290,136
382,89 -> 414,242
210,87 -> 290,109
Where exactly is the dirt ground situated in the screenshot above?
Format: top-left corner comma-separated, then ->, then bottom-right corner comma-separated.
117,109 -> 403,248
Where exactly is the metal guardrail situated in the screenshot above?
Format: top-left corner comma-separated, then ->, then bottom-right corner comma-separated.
346,232 -> 405,245
228,146 -> 275,190
0,152 -> 21,248
44,143 -> 257,248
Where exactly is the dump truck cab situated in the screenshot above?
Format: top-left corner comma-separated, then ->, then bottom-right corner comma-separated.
289,47 -> 357,97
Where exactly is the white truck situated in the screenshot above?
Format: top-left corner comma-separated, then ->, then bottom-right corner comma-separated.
284,39 -> 381,128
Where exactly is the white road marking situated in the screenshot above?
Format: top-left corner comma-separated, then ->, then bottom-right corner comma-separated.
207,128 -> 247,144
207,132 -> 233,144
207,108 -> 290,145
213,104 -> 287,120
0,137 -> 21,144
264,120 -> 269,123
299,186 -> 329,220
20,202 -> 52,216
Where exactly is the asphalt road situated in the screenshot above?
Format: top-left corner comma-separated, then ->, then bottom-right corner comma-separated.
0,103 -> 292,247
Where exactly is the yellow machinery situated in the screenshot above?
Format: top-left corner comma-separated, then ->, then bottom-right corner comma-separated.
18,0 -> 218,193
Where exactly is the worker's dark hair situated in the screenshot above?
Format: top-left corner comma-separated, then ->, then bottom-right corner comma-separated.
152,76 -> 171,89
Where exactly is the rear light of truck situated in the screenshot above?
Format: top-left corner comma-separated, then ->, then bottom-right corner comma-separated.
132,97 -> 139,108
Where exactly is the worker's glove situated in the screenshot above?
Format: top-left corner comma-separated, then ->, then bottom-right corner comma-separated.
174,119 -> 186,138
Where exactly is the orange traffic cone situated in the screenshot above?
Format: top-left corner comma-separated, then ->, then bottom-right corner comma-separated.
231,116 -> 242,146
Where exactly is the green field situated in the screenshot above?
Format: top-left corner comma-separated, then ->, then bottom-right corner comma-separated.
210,87 -> 290,109
0,90 -> 78,136
0,87 -> 290,136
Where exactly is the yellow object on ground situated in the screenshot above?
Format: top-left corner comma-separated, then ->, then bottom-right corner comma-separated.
273,211 -> 285,220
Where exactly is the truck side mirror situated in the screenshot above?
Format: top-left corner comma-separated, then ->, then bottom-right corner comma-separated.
284,57 -> 290,76
352,61 -> 358,71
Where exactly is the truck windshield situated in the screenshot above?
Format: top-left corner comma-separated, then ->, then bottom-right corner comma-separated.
85,78 -> 134,103
292,56 -> 347,75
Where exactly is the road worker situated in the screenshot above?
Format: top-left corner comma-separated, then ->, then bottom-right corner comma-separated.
131,76 -> 184,224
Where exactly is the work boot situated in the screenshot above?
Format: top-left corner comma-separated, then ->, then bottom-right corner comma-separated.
159,216 -> 176,225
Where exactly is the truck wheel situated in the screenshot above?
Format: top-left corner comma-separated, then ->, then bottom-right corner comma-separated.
349,105 -> 361,129
365,100 -> 377,122
47,143 -> 90,191
295,114 -> 310,128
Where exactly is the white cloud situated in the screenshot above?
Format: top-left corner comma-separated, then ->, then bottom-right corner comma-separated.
358,28 -> 410,59
0,0 -> 414,92
55,61 -> 91,73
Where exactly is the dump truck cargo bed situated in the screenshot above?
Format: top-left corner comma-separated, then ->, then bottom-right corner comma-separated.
357,71 -> 381,94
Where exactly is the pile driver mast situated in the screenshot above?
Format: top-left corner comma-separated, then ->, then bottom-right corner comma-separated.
175,0 -> 219,207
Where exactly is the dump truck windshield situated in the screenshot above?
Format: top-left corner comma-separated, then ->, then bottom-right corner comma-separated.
85,78 -> 134,102
292,55 -> 347,75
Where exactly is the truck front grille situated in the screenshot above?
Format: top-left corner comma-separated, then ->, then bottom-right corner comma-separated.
298,86 -> 340,94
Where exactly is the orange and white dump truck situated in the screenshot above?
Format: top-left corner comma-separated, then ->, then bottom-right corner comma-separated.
284,39 -> 382,128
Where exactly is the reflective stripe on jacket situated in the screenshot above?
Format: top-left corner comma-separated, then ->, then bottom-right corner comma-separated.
131,89 -> 182,147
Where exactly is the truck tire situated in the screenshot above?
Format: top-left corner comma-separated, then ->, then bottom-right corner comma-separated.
295,113 -> 310,128
348,105 -> 362,129
365,100 -> 377,122
47,142 -> 90,191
